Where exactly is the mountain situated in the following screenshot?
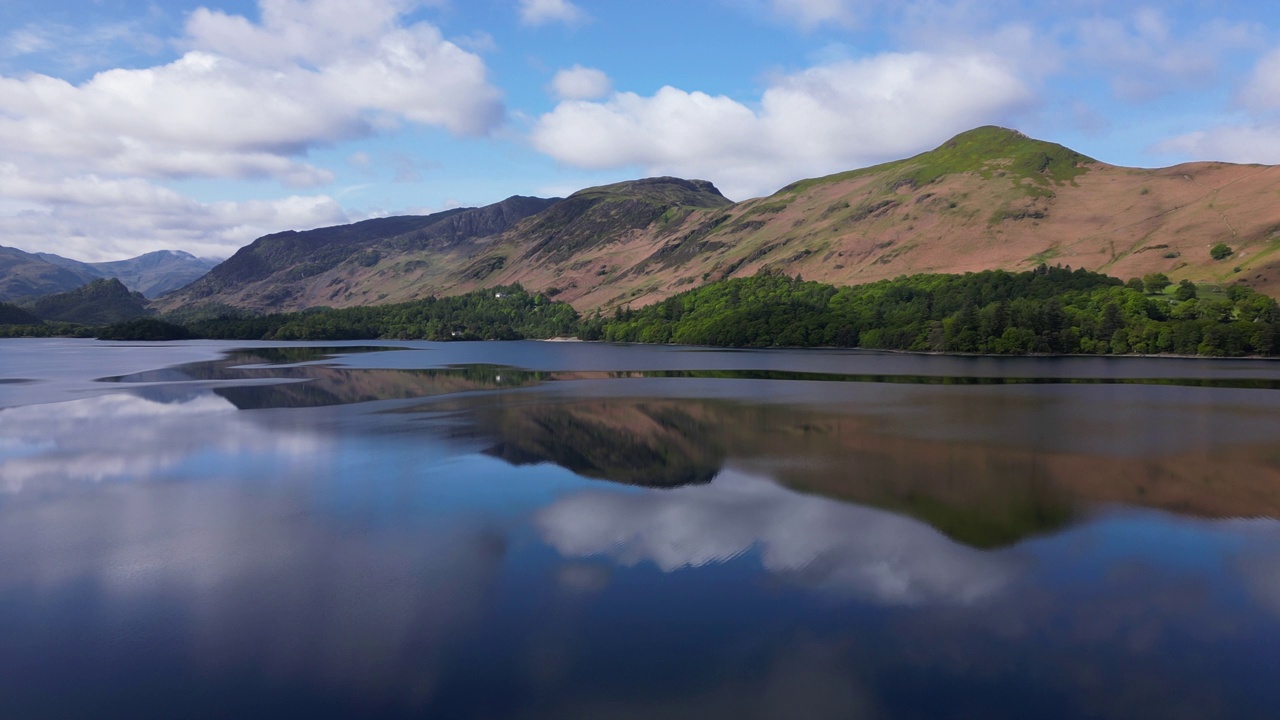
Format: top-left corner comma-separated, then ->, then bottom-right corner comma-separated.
36,250 -> 220,298
158,195 -> 558,312
0,302 -> 42,325
18,278 -> 152,325
0,245 -> 99,302
159,127 -> 1280,314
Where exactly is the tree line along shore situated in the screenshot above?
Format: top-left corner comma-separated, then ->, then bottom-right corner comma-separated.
2,266 -> 1278,357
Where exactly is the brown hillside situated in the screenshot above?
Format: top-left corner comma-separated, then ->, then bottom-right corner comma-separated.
168,127 -> 1280,313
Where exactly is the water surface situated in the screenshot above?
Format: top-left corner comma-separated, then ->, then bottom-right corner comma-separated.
2,339 -> 1280,719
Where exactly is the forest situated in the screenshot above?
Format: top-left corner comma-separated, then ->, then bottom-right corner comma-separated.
593,266 -> 1280,356
3,267 -> 1279,357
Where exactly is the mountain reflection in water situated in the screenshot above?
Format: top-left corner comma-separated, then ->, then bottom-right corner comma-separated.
4,340 -> 1280,719
98,347 -> 1280,546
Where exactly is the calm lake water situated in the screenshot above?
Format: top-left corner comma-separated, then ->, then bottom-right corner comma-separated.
3,338 -> 1280,719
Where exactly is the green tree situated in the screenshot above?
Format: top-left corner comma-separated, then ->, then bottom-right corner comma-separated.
1142,272 -> 1172,294
1210,243 -> 1234,260
1174,279 -> 1198,301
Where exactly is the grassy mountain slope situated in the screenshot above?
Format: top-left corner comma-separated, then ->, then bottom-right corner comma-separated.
19,278 -> 152,324
163,126 -> 1280,314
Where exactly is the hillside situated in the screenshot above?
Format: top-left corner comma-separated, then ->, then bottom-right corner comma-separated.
0,245 -> 99,301
0,302 -> 41,325
157,195 -> 558,312
19,278 -> 152,325
161,126 -> 1280,314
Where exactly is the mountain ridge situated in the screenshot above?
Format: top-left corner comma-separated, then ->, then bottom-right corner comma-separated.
1,246 -> 219,301
158,196 -> 559,311
156,126 -> 1280,313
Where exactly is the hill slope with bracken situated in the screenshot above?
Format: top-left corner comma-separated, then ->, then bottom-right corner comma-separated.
163,127 -> 1280,313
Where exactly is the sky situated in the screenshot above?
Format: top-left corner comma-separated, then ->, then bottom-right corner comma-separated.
3,0 -> 1280,262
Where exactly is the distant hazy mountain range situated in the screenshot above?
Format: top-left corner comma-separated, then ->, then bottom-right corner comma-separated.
0,246 -> 219,302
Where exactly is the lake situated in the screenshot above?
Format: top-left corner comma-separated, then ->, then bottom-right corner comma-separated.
3,338 -> 1280,719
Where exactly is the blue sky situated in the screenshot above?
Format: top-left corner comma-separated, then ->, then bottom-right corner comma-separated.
3,0 -> 1280,261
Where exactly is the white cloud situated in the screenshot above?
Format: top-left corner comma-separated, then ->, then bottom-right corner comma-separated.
531,52 -> 1033,199
1152,125 -> 1280,165
0,164 -> 348,261
535,470 -> 1020,605
0,0 -> 502,260
549,64 -> 611,100
518,0 -> 586,27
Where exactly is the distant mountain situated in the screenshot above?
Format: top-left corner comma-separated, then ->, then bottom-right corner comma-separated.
36,250 -> 219,298
18,278 -> 152,325
157,126 -> 1280,314
0,245 -> 99,302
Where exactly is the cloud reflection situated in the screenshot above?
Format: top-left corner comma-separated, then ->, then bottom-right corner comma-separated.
535,469 -> 1020,606
0,390 -> 323,493
1226,518 -> 1280,618
0,475 -> 507,707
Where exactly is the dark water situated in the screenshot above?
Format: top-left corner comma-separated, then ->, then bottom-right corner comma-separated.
3,339 -> 1280,719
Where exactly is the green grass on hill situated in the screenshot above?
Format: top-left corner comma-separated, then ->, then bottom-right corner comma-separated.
780,126 -> 1096,196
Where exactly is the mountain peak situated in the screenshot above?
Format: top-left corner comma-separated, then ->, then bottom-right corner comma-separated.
784,126 -> 1097,195
570,176 -> 728,204
932,125 -> 1095,167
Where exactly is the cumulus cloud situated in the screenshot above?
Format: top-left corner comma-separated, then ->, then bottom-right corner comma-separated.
1,0 -> 500,180
550,64 -> 611,100
531,51 -> 1032,199
518,0 -> 586,27
0,0 -> 501,259
535,470 -> 1019,605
